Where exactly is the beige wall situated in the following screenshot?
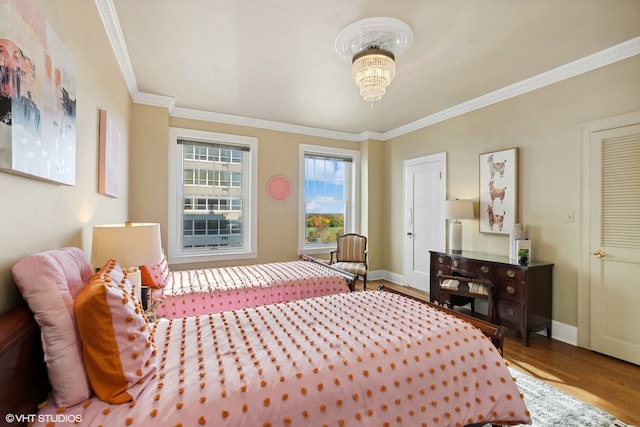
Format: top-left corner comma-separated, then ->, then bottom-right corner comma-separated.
129,111 -> 373,269
0,0 -> 132,312
360,139 -> 384,271
2,2 -> 638,332
383,55 -> 640,326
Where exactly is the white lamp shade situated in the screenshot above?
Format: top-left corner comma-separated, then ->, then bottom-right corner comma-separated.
91,222 -> 163,269
443,200 -> 474,220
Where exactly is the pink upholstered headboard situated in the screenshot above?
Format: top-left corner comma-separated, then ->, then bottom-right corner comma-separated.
0,302 -> 51,425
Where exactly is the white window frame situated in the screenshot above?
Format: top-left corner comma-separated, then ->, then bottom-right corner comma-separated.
298,144 -> 360,254
168,128 -> 258,264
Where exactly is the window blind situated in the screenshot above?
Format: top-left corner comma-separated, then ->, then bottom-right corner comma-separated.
304,153 -> 353,162
178,138 -> 250,151
602,134 -> 640,249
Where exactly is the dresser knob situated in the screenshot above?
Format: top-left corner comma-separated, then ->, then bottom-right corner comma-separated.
506,286 -> 515,294
453,260 -> 458,267
506,270 -> 516,278
438,257 -> 444,264
480,265 -> 489,273
507,308 -> 515,316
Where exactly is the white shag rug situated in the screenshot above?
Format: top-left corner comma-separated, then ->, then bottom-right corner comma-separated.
498,367 -> 633,427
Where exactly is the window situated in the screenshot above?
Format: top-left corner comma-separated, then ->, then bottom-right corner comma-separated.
169,128 -> 257,263
299,144 -> 360,252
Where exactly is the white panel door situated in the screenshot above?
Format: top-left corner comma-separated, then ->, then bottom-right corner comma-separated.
589,123 -> 640,365
403,153 -> 446,292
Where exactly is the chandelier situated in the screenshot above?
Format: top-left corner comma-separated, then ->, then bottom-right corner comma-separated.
352,46 -> 395,102
335,17 -> 413,104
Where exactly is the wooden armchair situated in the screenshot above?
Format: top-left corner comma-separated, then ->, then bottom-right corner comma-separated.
330,233 -> 368,290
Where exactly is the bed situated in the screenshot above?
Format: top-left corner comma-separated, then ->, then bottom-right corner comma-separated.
3,247 -> 531,427
145,256 -> 355,319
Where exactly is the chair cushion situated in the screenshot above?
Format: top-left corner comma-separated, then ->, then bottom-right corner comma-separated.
337,236 -> 367,263
469,282 -> 489,295
440,279 -> 460,289
440,279 -> 489,295
333,262 -> 367,276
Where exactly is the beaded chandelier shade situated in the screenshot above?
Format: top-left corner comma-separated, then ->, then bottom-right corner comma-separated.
352,47 -> 396,102
335,17 -> 413,104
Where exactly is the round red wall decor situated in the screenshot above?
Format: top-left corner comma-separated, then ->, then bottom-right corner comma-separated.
267,175 -> 291,201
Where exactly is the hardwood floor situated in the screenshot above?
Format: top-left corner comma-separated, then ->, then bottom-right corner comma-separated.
503,332 -> 640,426
362,280 -> 640,426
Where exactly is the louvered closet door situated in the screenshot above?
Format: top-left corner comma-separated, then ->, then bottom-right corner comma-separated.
589,123 -> 640,365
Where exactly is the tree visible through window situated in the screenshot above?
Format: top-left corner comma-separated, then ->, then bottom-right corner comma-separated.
300,145 -> 359,250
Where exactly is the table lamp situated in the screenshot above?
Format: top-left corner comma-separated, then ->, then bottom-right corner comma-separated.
444,200 -> 474,253
91,222 -> 163,301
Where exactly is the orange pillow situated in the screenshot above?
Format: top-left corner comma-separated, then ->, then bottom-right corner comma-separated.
140,254 -> 169,289
75,259 -> 156,404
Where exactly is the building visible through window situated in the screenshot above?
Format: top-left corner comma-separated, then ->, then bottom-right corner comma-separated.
168,128 -> 257,263
181,141 -> 245,249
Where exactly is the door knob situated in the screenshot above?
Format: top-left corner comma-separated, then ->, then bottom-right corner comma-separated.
593,250 -> 605,258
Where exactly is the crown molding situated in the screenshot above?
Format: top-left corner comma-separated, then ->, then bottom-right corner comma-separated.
95,0 -> 138,98
171,107 -> 372,142
133,92 -> 176,110
97,0 -> 639,142
384,36 -> 640,140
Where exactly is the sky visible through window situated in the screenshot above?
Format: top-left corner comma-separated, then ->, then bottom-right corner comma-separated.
304,157 -> 345,214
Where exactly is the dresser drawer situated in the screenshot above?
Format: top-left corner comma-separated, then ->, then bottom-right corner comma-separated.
433,266 -> 451,277
450,258 -> 493,276
432,253 -> 451,267
498,280 -> 525,303
496,265 -> 524,281
498,301 -> 524,328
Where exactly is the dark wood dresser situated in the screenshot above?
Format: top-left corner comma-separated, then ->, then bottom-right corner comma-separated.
429,250 -> 553,346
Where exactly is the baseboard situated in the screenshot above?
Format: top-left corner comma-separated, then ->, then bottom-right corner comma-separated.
368,269 -> 403,285
370,269 -> 578,347
543,320 -> 577,346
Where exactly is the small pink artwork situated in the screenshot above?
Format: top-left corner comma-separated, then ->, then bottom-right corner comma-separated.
98,110 -> 120,198
267,175 -> 291,201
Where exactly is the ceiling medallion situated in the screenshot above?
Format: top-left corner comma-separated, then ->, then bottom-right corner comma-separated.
335,17 -> 413,104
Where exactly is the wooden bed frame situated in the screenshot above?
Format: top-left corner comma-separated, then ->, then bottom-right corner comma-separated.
0,303 -> 51,425
375,284 -> 507,354
303,255 -> 358,291
0,286 -> 506,425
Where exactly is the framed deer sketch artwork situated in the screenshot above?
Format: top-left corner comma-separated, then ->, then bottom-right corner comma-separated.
479,148 -> 518,235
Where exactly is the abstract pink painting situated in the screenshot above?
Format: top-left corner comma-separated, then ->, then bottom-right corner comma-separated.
0,0 -> 77,185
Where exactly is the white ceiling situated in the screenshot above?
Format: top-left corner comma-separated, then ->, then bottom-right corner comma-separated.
100,0 -> 640,139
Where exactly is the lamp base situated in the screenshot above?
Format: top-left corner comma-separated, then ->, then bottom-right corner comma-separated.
449,221 -> 462,253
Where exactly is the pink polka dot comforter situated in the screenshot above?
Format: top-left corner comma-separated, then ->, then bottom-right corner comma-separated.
36,291 -> 530,426
156,261 -> 351,319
